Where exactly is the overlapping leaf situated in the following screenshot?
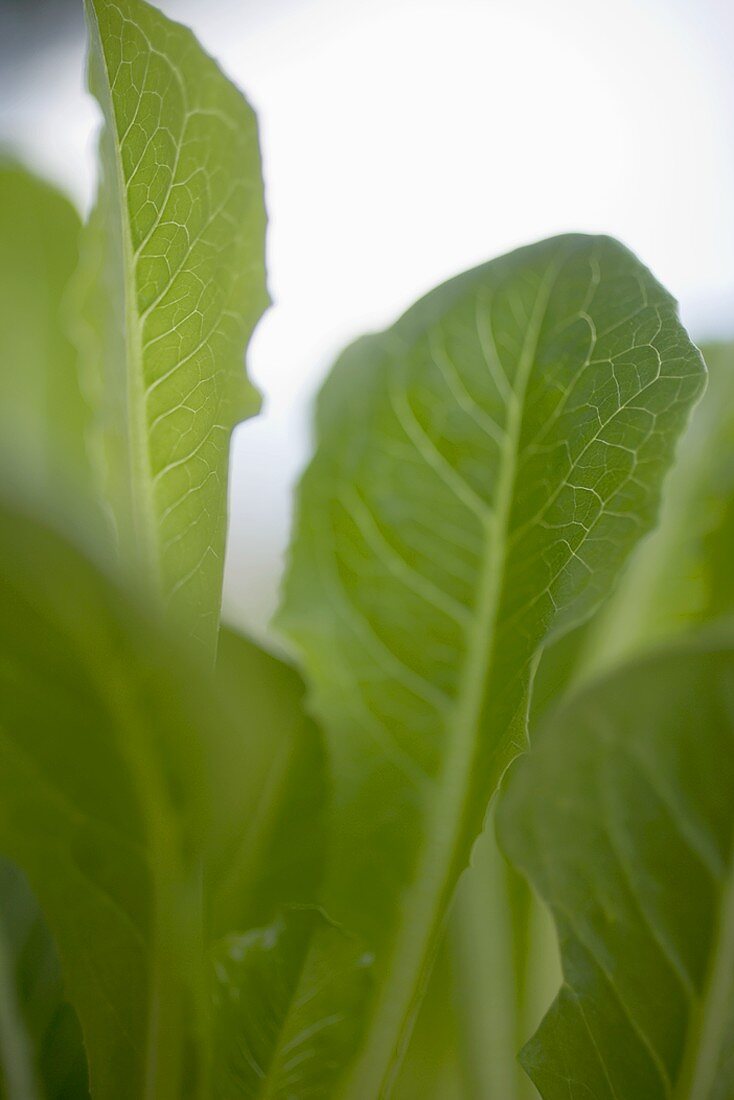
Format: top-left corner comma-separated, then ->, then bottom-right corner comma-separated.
77,0 -> 268,657
276,234 -> 705,1094
499,635 -> 734,1099
0,501 -> 233,1100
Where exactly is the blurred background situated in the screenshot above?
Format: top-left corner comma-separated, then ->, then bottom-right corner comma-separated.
2,0 -> 733,636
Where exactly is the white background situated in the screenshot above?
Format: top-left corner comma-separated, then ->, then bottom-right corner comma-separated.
3,0 -> 733,635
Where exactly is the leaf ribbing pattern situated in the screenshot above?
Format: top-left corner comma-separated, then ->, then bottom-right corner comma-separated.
277,234 -> 705,1097
79,0 -> 268,656
499,642 -> 734,1100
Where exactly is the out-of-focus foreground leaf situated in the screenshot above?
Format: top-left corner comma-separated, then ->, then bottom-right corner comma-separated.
0,500 -> 235,1100
276,234 -> 705,1094
0,501 -> 366,1098
499,635 -> 734,1099
77,0 -> 268,658
0,862 -> 88,1100
0,163 -> 91,519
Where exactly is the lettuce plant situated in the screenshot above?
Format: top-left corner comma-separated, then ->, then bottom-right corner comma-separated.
0,1 -> 729,1098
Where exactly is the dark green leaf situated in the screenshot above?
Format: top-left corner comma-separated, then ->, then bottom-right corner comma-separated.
0,861 -> 88,1100
499,635 -> 734,1099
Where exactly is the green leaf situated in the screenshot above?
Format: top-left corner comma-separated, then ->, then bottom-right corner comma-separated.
580,340 -> 734,673
77,0 -> 268,658
211,627 -> 326,935
533,340 -> 734,706
209,632 -> 374,1097
212,908 -> 373,1100
498,634 -> 734,1099
0,871 -> 40,1100
0,861 -> 89,1100
0,500 -> 237,1100
395,811 -> 558,1100
391,933 -> 467,1100
0,163 -> 92,523
447,813 -> 559,1099
276,234 -> 705,1094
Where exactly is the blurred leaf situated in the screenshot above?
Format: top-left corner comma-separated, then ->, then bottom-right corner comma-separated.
276,234 -> 705,1093
499,634 -> 734,1099
447,812 -> 559,1099
211,628 -> 326,937
0,499 -> 240,1100
212,908 -> 372,1100
396,808 -> 558,1100
209,634 -> 373,1098
76,0 -> 269,658
0,163 -> 92,521
391,932 -> 466,1100
0,861 -> 88,1100
0,873 -> 40,1100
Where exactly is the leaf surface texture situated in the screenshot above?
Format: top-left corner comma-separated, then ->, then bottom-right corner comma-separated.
276,234 -> 705,1094
79,0 -> 268,656
499,636 -> 734,1099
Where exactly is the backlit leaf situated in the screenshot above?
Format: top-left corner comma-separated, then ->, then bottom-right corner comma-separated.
276,234 -> 705,1094
77,0 -> 268,657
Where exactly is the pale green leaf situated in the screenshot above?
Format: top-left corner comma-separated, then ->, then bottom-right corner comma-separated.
447,812 -> 559,1099
391,934 -> 467,1100
0,500 -> 239,1100
276,234 -> 705,1094
0,162 -> 92,525
499,635 -> 734,1099
395,808 -> 558,1100
77,0 -> 268,657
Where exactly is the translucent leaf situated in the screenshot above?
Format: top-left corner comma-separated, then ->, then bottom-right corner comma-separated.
276,234 -> 705,1093
77,0 -> 269,657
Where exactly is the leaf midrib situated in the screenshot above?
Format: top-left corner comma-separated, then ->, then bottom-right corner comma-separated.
339,254 -> 565,1099
86,0 -> 161,599
84,9 -> 194,1099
